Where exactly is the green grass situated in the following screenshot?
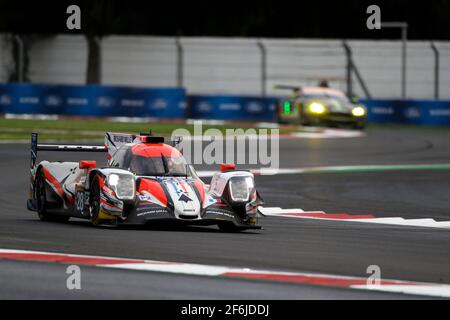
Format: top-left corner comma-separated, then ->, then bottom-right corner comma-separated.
0,118 -> 296,141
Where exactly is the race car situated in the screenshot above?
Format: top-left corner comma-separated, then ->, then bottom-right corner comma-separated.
276,85 -> 367,129
27,132 -> 263,232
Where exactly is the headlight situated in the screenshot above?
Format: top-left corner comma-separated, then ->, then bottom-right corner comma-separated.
308,102 -> 326,114
107,173 -> 135,200
352,106 -> 366,117
108,174 -> 120,186
228,176 -> 254,202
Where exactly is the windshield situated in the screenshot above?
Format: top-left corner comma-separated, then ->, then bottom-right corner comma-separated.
130,155 -> 188,176
302,94 -> 352,110
303,94 -> 350,104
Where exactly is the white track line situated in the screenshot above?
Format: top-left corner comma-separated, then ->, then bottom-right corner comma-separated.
197,163 -> 450,177
259,207 -> 450,230
289,128 -> 365,139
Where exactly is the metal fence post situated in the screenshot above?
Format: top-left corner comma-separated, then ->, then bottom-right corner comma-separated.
98,37 -> 102,84
380,22 -> 408,99
431,42 -> 440,99
176,37 -> 183,87
342,40 -> 353,97
14,34 -> 24,82
401,26 -> 407,99
257,40 -> 267,97
342,41 -> 372,99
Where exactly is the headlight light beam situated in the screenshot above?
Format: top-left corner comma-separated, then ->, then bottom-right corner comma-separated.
352,106 -> 366,117
308,102 -> 326,114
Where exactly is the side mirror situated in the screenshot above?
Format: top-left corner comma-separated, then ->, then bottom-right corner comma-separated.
220,163 -> 236,172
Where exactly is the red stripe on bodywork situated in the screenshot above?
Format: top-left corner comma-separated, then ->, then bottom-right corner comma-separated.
98,175 -> 105,188
138,178 -> 168,206
193,179 -> 205,205
0,252 -> 144,266
42,167 -> 64,198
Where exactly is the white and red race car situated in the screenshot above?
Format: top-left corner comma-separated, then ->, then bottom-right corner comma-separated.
27,132 -> 263,232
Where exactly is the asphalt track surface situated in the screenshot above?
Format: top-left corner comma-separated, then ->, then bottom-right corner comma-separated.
1,127 -> 450,299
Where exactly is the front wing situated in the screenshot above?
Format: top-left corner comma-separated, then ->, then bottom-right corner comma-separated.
119,202 -> 261,229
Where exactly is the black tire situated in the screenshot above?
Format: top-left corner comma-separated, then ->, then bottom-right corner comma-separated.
89,175 -> 102,225
35,170 -> 70,223
217,222 -> 244,233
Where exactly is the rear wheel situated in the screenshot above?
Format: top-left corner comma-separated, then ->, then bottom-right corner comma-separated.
35,171 -> 70,223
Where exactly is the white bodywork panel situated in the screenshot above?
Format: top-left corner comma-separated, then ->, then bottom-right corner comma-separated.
37,161 -> 83,193
161,177 -> 202,218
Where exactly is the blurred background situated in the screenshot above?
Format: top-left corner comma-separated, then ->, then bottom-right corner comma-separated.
0,0 -> 450,126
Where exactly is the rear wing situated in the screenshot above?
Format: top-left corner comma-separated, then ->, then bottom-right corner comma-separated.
104,132 -> 140,161
30,131 -> 183,169
30,132 -> 107,169
104,132 -> 182,160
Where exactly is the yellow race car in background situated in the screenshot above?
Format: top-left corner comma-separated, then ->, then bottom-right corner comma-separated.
276,86 -> 367,129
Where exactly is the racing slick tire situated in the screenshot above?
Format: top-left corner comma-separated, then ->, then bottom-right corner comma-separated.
88,175 -> 102,226
35,171 -> 70,223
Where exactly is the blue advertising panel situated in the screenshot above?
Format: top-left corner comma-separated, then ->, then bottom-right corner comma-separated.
188,95 -> 278,122
361,99 -> 450,125
0,83 -> 186,119
2,84 -> 450,126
